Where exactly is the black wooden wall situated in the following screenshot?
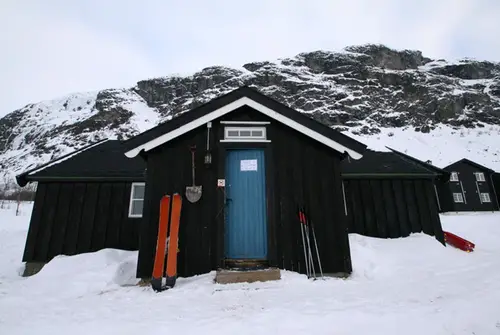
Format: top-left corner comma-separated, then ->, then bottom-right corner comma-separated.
343,178 -> 445,243
136,106 -> 351,278
434,179 -> 453,213
441,163 -> 499,212
22,181 -> 140,263
493,173 -> 500,210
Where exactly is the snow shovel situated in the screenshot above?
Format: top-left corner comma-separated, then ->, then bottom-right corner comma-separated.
185,146 -> 202,203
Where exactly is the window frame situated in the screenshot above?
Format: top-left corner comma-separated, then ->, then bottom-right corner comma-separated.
452,192 -> 464,203
450,172 -> 459,182
221,126 -> 270,142
474,172 -> 485,182
128,182 -> 145,218
480,192 -> 491,203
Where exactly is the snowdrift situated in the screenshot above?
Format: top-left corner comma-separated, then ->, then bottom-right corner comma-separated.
1,202 -> 500,334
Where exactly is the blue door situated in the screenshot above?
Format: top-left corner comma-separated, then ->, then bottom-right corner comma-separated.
225,149 -> 268,259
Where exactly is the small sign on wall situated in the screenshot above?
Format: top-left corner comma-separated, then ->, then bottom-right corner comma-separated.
217,179 -> 225,187
240,159 -> 258,171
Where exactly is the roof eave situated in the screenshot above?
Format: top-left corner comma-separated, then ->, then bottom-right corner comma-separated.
15,139 -> 109,187
124,95 -> 366,160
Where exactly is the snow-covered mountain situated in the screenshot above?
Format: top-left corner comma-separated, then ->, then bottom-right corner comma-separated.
1,44 -> 500,186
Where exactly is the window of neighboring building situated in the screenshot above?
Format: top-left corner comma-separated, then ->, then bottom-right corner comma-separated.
480,193 -> 491,203
452,193 -> 464,203
129,182 -> 145,217
450,172 -> 459,181
474,172 -> 485,182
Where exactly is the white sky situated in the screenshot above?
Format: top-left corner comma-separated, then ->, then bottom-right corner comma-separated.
1,0 -> 499,116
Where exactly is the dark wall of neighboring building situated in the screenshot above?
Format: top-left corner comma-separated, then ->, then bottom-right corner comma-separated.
136,106 -> 351,278
22,181 -> 140,263
343,177 -> 445,244
434,179 -> 454,213
442,162 -> 499,212
493,173 -> 500,209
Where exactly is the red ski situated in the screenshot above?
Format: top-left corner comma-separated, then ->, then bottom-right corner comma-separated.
151,195 -> 171,292
165,193 -> 182,289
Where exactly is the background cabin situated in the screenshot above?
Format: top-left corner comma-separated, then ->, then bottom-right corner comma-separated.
440,159 -> 500,212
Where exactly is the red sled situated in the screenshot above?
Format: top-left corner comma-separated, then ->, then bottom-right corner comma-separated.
443,231 -> 475,252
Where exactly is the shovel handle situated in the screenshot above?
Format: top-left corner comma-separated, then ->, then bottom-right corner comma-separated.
190,146 -> 196,185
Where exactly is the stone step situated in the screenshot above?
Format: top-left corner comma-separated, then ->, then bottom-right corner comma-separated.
215,268 -> 281,284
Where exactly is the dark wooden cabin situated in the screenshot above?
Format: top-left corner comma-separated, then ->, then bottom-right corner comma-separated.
439,159 -> 500,212
121,86 -> 368,279
386,147 -> 452,213
15,139 -> 146,274
341,149 -> 445,244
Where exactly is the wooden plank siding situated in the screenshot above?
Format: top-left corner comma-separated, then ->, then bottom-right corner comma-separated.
136,105 -> 351,278
343,178 -> 445,244
22,181 -> 140,263
493,173 -> 500,210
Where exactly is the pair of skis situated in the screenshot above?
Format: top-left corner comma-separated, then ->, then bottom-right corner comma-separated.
298,208 -> 323,280
151,193 -> 182,292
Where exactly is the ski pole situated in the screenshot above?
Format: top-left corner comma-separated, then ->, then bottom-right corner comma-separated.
303,208 -> 316,279
310,218 -> 324,279
299,209 -> 310,278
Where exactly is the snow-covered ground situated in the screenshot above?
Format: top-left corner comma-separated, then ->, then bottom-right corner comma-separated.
1,201 -> 499,334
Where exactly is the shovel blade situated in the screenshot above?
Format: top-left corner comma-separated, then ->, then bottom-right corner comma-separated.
185,186 -> 202,203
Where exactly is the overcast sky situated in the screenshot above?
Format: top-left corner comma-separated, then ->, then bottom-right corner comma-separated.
1,0 -> 499,116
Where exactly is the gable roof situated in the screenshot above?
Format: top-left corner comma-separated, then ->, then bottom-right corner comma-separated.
121,86 -> 367,159
16,139 -> 146,187
443,158 -> 496,173
386,146 -> 451,181
341,149 -> 439,177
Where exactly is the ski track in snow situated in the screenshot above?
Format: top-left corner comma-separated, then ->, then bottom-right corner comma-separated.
0,202 -> 500,334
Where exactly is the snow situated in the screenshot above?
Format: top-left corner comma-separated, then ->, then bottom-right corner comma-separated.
344,124 -> 500,170
1,202 -> 500,334
108,89 -> 161,133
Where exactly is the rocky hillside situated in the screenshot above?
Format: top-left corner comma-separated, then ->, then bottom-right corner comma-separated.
1,44 -> 500,186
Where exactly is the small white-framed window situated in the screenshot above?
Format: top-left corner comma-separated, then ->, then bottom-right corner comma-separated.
480,193 -> 491,203
129,182 -> 145,218
474,172 -> 485,182
452,193 -> 464,203
450,172 -> 459,182
223,126 -> 267,141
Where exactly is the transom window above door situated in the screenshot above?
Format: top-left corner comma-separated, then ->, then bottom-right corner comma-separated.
222,126 -> 269,142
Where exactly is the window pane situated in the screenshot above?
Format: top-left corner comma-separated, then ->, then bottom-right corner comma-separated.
131,199 -> 143,215
480,193 -> 490,202
133,184 -> 145,199
227,130 -> 239,137
453,193 -> 463,203
252,130 -> 263,137
239,130 -> 251,137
